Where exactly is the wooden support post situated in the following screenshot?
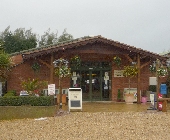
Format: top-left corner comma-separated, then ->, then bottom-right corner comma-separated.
137,54 -> 141,104
156,59 -> 160,110
162,100 -> 167,112
50,53 -> 54,84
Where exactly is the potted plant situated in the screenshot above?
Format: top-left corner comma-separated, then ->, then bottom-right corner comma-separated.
117,89 -> 122,102
141,90 -> 147,103
123,65 -> 138,104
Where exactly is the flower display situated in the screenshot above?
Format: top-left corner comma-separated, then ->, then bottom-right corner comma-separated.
149,65 -> 156,73
54,65 -> 71,78
157,67 -> 167,77
123,65 -> 138,78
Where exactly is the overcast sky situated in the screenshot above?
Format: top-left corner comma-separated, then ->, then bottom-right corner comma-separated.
1,0 -> 170,54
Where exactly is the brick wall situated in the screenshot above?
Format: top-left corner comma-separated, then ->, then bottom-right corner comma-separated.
7,54 -> 167,101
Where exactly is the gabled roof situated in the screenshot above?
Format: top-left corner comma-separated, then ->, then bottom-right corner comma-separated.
10,35 -> 167,61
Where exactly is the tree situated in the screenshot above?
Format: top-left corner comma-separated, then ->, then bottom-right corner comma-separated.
0,26 -> 37,53
58,29 -> 73,42
39,28 -> 58,46
0,43 -> 11,81
39,28 -> 73,47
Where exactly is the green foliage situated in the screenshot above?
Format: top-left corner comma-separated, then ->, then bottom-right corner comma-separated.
123,65 -> 138,78
149,65 -> 156,73
54,58 -> 71,78
32,62 -> 40,73
58,29 -> 73,42
55,65 -> 71,78
0,26 -> 37,53
0,51 -> 12,81
21,78 -> 48,95
117,89 -> 121,100
39,28 -> 58,46
0,27 -> 74,53
4,90 -> 16,96
0,96 -> 54,106
70,55 -> 81,68
39,28 -> 73,46
113,56 -> 121,68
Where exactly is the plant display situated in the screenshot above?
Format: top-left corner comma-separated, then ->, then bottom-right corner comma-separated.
157,67 -> 167,77
117,89 -> 121,101
53,58 -> 71,109
70,55 -> 81,68
149,65 -> 156,73
123,65 -> 138,93
21,78 -> 48,95
113,56 -> 121,68
54,65 -> 71,78
123,65 -> 138,78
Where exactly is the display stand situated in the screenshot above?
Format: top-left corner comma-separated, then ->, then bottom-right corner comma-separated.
147,92 -> 157,110
68,88 -> 82,112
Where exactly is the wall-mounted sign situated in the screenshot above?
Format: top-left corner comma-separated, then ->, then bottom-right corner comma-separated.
114,70 -> 124,77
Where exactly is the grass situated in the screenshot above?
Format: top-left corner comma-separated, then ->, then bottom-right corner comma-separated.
2,101 -> 169,121
0,106 -> 58,120
0,102 -> 152,120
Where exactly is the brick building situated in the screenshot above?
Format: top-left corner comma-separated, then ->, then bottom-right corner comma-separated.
8,35 -> 167,101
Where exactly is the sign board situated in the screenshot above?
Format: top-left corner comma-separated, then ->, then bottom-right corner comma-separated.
114,70 -> 124,77
160,84 -> 167,94
68,88 -> 82,111
48,84 -> 55,95
149,77 -> 157,85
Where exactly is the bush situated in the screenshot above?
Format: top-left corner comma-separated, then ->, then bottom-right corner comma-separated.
0,96 -> 55,106
3,90 -> 16,96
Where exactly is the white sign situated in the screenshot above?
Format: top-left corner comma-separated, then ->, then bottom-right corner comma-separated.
48,84 -> 55,95
149,77 -> 157,85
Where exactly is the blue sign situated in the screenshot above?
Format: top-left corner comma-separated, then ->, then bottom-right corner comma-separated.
160,84 -> 167,94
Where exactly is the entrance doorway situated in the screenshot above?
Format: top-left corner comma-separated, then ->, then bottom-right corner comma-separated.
71,69 -> 111,101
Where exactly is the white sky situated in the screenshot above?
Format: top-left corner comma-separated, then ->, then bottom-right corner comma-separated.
1,0 -> 170,54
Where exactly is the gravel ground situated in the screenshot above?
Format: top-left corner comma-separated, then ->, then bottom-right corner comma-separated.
1,111 -> 170,140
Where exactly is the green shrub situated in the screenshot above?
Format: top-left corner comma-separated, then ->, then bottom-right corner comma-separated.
0,96 -> 54,106
3,90 -> 16,96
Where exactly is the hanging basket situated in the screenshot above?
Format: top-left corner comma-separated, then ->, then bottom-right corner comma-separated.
113,56 -> 121,68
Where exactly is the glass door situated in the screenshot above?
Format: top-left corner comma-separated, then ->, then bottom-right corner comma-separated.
70,61 -> 111,101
